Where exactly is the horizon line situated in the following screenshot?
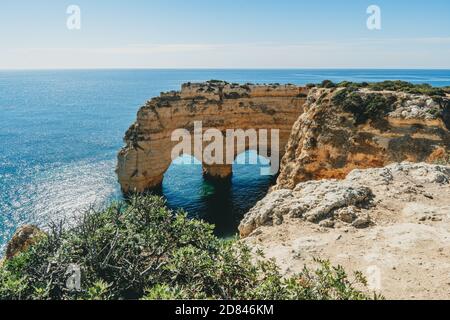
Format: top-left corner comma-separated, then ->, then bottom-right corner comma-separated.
2,67 -> 450,71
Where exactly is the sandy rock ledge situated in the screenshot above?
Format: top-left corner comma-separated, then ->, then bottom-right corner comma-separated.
241,162 -> 450,300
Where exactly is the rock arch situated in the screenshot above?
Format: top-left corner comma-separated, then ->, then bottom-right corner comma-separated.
117,81 -> 308,193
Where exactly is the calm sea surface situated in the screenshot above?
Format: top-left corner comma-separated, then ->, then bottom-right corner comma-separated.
1,69 -> 450,249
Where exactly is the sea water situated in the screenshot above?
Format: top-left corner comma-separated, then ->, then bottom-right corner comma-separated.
1,69 -> 450,249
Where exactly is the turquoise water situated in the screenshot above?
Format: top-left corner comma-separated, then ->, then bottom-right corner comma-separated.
1,69 -> 450,249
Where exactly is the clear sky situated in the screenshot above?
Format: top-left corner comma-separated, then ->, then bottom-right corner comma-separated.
1,0 -> 449,69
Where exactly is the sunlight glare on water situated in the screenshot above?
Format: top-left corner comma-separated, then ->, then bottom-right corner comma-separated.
1,69 -> 450,250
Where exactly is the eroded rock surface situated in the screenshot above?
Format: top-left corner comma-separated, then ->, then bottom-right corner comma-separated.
4,225 -> 44,260
239,181 -> 374,237
242,162 -> 450,299
117,81 -> 308,192
118,83 -> 449,193
275,87 -> 450,189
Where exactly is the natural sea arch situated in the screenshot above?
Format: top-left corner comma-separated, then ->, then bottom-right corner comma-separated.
117,81 -> 308,193
161,152 -> 275,237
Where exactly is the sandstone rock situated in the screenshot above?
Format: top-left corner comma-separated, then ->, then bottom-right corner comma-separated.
275,87 -> 450,190
243,162 -> 450,299
238,189 -> 293,237
346,162 -> 450,186
118,83 -> 449,193
240,162 -> 450,237
319,219 -> 335,228
335,206 -> 358,223
352,215 -> 372,229
239,179 -> 373,237
4,225 -> 45,260
117,81 -> 308,192
388,94 -> 444,121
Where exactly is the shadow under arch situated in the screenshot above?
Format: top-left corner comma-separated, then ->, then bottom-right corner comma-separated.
159,151 -> 276,238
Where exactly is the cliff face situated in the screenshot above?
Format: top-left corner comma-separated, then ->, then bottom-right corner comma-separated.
118,83 -> 449,194
237,86 -> 450,299
275,87 -> 450,190
117,81 -> 308,193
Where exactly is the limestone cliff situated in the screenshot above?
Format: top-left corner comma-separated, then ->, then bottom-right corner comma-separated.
118,82 -> 449,194
275,87 -> 450,190
237,85 -> 450,299
117,81 -> 308,192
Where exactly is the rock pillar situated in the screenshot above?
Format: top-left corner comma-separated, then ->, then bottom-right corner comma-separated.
202,163 -> 233,180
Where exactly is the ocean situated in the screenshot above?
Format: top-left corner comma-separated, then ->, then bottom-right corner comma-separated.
1,69 -> 450,249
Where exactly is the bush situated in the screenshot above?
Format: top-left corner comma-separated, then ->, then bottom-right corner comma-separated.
337,81 -> 369,91
361,80 -> 445,97
307,80 -> 446,97
332,87 -> 397,125
0,196 -> 378,300
319,80 -> 336,89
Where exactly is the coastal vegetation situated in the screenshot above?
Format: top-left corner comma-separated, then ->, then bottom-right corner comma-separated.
332,88 -> 397,125
315,79 -> 448,97
318,80 -> 450,125
0,196 -> 376,300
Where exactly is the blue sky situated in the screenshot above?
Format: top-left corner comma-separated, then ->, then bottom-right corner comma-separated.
1,0 -> 449,68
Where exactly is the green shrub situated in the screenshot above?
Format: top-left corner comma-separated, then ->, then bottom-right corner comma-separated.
306,80 -> 446,97
336,81 -> 369,91
332,88 -> 397,125
0,196 -> 377,300
319,80 -> 336,89
360,80 -> 445,97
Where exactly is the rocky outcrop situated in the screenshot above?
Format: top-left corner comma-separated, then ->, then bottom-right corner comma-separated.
118,83 -> 449,193
117,81 -> 308,193
239,180 -> 374,237
239,162 -> 450,236
4,225 -> 44,260
238,85 -> 450,299
275,87 -> 450,189
242,162 -> 450,299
